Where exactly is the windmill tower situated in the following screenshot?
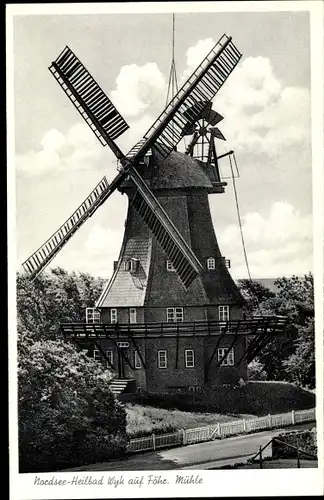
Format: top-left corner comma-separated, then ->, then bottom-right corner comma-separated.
22,32 -> 287,396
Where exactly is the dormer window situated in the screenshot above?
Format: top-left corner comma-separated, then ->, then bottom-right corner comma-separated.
223,257 -> 231,269
124,258 -> 139,273
207,257 -> 216,270
166,260 -> 175,272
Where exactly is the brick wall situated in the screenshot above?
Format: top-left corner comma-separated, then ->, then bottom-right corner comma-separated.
93,334 -> 247,392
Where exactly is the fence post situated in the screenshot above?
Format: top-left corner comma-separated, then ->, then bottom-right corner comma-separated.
297,446 -> 300,468
152,433 -> 156,451
268,414 -> 272,428
182,428 -> 187,446
291,410 -> 295,425
259,446 -> 263,469
243,419 -> 246,433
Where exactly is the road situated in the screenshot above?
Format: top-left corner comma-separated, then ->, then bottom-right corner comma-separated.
65,422 -> 314,471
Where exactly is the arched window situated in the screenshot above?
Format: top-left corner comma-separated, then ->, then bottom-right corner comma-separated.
207,257 -> 215,270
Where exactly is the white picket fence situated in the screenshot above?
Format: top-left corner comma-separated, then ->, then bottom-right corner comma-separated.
127,408 -> 316,454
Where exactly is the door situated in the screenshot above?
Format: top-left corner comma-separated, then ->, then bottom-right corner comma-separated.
117,342 -> 129,379
129,308 -> 137,324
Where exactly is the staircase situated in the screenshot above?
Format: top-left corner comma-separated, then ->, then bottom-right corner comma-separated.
109,378 -> 135,397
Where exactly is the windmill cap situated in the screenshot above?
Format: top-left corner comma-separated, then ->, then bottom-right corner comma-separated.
149,150 -> 214,190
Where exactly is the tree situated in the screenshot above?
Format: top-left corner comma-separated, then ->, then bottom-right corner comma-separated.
18,333 -> 128,472
284,317 -> 315,388
238,274 -> 315,385
237,279 -> 275,315
17,268 -> 106,340
17,269 -> 128,472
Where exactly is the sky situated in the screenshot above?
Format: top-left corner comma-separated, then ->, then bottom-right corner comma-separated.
12,4 -> 314,281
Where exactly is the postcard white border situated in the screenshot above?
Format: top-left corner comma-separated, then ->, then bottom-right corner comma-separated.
7,1 -> 324,499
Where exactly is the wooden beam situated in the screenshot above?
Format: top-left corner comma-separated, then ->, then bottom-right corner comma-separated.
131,336 -> 147,370
93,340 -> 115,370
109,337 -> 135,370
205,323 -> 229,382
214,331 -> 240,369
175,330 -> 180,369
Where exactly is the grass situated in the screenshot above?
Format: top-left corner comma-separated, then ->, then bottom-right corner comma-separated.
125,381 -> 315,438
126,404 -> 254,438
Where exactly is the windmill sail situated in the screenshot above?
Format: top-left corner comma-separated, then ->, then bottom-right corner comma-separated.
129,168 -> 202,288
49,46 -> 129,158
22,177 -> 112,279
126,34 -> 241,161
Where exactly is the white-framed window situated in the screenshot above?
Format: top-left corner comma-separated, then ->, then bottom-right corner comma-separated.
111,308 -> 118,324
86,307 -> 101,324
130,259 -> 139,273
105,349 -> 113,367
134,351 -> 142,369
217,347 -> 234,366
207,257 -> 216,270
124,259 -> 139,272
223,257 -> 231,269
185,349 -> 195,368
129,307 -> 137,324
166,307 -> 184,322
219,305 -> 229,322
166,260 -> 175,272
117,342 -> 129,348
93,349 -> 101,361
158,350 -> 167,368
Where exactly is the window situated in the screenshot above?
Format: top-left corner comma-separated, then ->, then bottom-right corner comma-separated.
223,257 -> 231,269
86,307 -> 101,324
124,259 -> 139,272
117,342 -> 129,348
111,308 -> 118,324
158,350 -> 167,368
207,257 -> 216,270
166,260 -> 175,271
166,307 -> 184,322
219,305 -> 229,322
130,259 -> 139,273
217,347 -> 234,366
129,308 -> 137,324
93,349 -> 101,361
185,349 -> 195,368
134,351 -> 142,369
105,349 -> 113,367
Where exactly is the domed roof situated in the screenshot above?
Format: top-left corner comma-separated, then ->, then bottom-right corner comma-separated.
149,150 -> 214,190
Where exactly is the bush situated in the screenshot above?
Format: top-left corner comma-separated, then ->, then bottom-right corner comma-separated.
272,430 -> 317,459
248,360 -> 267,381
131,381 -> 315,416
19,338 -> 128,472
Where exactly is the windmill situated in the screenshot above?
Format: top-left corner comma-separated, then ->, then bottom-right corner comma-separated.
22,34 -> 242,290
22,31 -> 288,393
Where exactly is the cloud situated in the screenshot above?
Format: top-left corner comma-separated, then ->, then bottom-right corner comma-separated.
110,63 -> 166,118
177,38 -> 310,157
84,225 -> 123,255
182,38 -> 215,81
218,201 -> 312,278
16,123 -> 108,178
214,56 -> 311,156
